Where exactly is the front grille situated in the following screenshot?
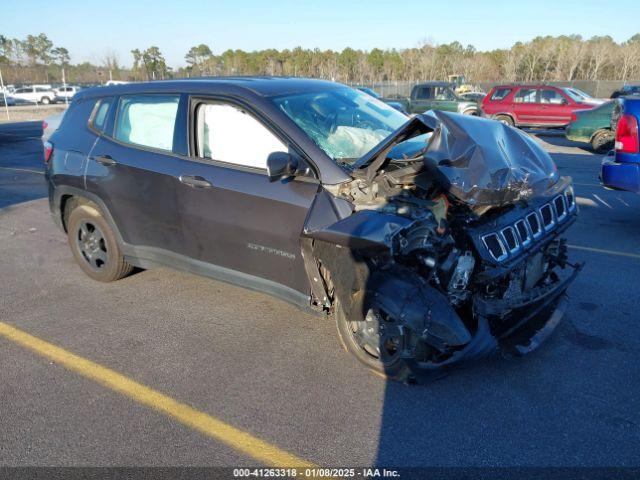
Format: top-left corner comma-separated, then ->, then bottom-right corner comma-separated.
554,195 -> 567,220
482,233 -> 507,261
515,219 -> 531,246
527,212 -> 542,238
501,226 -> 519,252
478,186 -> 575,263
565,186 -> 576,211
540,204 -> 555,230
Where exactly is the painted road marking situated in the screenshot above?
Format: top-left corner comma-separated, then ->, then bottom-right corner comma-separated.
0,321 -> 315,468
568,244 -> 640,261
593,194 -> 613,209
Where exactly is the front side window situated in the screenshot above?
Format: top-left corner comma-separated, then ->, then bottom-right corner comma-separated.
434,87 -> 456,101
196,103 -> 287,169
272,87 -> 408,164
540,89 -> 566,104
114,95 -> 179,151
514,88 -> 537,103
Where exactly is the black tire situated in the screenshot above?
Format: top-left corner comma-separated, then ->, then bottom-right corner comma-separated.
591,130 -> 614,153
66,203 -> 133,282
41,96 -> 50,105
495,114 -> 514,126
334,297 -> 413,382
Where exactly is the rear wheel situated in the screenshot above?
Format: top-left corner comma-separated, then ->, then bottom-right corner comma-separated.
66,203 -> 133,282
495,114 -> 514,126
591,129 -> 613,153
41,96 -> 50,105
334,298 -> 413,382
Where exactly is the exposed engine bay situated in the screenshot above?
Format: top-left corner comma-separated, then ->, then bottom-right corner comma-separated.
302,112 -> 582,377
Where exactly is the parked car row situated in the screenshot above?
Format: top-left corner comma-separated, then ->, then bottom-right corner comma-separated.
361,82 -> 611,134
1,84 -> 82,105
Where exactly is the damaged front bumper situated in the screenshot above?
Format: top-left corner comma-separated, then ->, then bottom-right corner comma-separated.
406,261 -> 582,374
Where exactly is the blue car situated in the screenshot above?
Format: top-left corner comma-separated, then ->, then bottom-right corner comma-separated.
601,97 -> 640,193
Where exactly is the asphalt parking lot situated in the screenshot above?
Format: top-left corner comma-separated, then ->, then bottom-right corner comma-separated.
0,128 -> 639,470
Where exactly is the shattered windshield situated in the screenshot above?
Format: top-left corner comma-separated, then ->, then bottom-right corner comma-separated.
272,87 -> 408,165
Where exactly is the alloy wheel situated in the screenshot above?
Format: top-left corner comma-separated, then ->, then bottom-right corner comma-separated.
76,220 -> 108,270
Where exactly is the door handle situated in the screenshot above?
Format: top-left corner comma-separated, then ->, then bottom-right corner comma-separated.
179,175 -> 212,188
93,154 -> 117,166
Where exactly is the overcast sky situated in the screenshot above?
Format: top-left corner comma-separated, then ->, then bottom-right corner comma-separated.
1,0 -> 638,68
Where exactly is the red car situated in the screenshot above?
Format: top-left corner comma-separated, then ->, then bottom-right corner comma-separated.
482,85 -> 594,128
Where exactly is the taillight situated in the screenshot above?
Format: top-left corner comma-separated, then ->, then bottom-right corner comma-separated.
570,112 -> 577,122
42,120 -> 48,131
44,141 -> 53,163
615,114 -> 639,154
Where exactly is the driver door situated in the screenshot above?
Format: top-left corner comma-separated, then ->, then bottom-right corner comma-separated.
177,99 -> 319,295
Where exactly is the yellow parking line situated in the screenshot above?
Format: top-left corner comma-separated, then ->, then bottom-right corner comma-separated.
568,244 -> 640,260
0,321 -> 315,468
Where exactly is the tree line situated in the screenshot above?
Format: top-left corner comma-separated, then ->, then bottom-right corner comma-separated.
1,33 -> 640,85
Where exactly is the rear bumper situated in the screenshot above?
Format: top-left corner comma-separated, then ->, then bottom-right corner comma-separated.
601,158 -> 640,193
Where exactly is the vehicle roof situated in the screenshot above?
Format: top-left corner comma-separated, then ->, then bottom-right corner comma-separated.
490,84 -> 564,90
414,81 -> 451,87
73,77 -> 345,102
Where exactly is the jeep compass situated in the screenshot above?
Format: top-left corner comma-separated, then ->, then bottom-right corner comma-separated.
46,78 -> 581,381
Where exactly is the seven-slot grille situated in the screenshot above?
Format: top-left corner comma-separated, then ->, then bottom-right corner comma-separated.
481,186 -> 576,262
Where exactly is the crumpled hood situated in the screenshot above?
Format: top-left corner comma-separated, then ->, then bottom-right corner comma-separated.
421,110 -> 560,207
356,111 -> 560,208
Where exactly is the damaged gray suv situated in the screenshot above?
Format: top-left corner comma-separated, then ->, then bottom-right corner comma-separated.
46,78 -> 581,381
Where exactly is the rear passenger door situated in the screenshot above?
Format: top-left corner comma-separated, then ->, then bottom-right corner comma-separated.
511,88 -> 539,125
85,94 -> 188,253
175,98 -> 319,296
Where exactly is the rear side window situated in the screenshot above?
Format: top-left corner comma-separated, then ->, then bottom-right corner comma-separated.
115,95 -> 179,151
92,97 -> 113,133
490,88 -> 511,101
514,88 -> 537,103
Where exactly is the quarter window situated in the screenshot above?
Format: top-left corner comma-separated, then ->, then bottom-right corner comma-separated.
115,95 -> 179,151
514,88 -> 537,103
92,98 -> 113,133
195,103 -> 287,169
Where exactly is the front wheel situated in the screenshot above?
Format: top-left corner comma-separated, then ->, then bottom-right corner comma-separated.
334,298 -> 413,382
66,203 -> 133,282
41,96 -> 50,105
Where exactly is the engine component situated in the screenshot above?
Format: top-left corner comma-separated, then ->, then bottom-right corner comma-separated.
447,251 -> 475,305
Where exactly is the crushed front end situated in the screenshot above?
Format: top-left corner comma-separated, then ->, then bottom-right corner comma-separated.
305,111 -> 582,378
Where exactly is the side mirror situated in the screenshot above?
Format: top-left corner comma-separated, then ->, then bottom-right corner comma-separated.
267,151 -> 299,182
